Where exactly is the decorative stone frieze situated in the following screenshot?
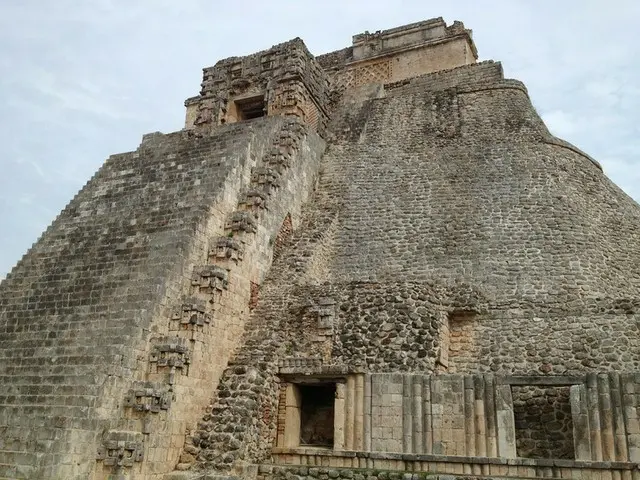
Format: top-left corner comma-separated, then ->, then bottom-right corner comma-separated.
191,265 -> 229,294
96,430 -> 144,468
264,147 -> 294,173
316,297 -> 336,330
185,38 -> 330,132
225,211 -> 257,233
149,337 -> 191,381
208,236 -> 244,264
240,189 -> 269,214
123,381 -> 172,413
170,298 -> 211,330
251,167 -> 281,194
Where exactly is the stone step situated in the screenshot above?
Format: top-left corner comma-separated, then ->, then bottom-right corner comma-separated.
259,464 -> 570,480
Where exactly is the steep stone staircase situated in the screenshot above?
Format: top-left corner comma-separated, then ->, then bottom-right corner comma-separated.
94,117 -> 319,479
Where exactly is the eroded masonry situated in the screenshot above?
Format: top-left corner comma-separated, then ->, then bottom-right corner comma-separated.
1,17 -> 639,480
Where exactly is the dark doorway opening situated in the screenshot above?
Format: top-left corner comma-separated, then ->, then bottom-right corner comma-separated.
512,385 -> 575,459
235,95 -> 266,120
299,383 -> 335,447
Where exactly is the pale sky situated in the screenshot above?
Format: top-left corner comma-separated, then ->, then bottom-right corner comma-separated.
1,0 -> 639,279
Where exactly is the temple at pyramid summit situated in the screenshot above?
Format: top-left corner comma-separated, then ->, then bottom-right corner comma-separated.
1,17 -> 640,480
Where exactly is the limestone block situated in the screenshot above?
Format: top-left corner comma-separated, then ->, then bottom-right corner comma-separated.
495,385 -> 516,458
570,383 -> 592,461
334,383 -> 346,451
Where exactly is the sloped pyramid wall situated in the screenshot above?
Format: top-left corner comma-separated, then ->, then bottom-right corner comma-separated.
186,61 -> 640,476
0,117 -> 325,479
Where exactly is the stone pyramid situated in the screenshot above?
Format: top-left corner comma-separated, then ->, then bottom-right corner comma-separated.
1,18 -> 639,480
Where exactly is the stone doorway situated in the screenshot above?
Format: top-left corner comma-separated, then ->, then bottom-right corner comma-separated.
234,95 -> 266,121
299,384 -> 335,447
512,385 -> 575,459
277,380 -> 337,449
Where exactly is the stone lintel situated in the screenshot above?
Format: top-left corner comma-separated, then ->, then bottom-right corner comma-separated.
500,375 -> 585,386
279,364 -> 360,378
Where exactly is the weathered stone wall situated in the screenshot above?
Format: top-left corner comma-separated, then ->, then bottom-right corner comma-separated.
446,312 -> 640,375
0,116 -> 325,480
185,39 -> 330,133
177,58 -> 640,478
0,120 -> 270,479
384,61 -> 505,95
317,18 -> 476,93
220,63 -> 640,386
331,38 -> 474,93
512,386 -> 574,459
275,282 -> 483,374
273,61 -> 640,375
315,47 -> 352,71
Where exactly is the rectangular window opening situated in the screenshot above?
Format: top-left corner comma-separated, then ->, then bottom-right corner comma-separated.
512,385 -> 575,459
235,95 -> 266,121
299,383 -> 335,447
230,62 -> 243,79
261,55 -> 275,71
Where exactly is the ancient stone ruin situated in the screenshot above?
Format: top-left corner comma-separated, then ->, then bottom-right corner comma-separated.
1,17 -> 639,480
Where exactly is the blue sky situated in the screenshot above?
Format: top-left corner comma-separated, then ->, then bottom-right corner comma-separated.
1,0 -> 639,279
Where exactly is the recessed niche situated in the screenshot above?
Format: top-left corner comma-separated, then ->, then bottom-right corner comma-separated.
512,385 -> 575,459
234,95 -> 266,121
299,383 -> 335,447
278,381 -> 336,449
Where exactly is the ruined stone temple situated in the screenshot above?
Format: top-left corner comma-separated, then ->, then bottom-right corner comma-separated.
1,17 -> 640,480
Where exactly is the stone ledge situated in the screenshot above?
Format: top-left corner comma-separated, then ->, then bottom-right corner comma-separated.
543,137 -> 603,171
260,464 -> 640,480
347,33 -> 474,68
271,448 -> 640,470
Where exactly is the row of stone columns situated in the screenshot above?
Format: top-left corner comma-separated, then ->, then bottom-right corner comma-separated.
352,373 -> 514,457
279,372 -> 639,464
336,372 -> 638,463
335,376 -> 366,451
571,373 -> 639,462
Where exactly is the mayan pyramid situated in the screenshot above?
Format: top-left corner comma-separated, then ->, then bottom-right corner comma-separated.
1,18 -> 639,480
